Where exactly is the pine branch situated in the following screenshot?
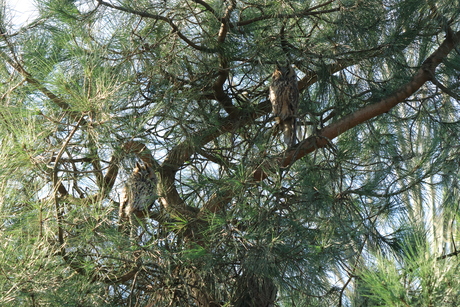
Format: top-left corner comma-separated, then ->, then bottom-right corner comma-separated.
436,250 -> 460,260
234,1 -> 340,27
96,0 -> 215,52
253,29 -> 460,180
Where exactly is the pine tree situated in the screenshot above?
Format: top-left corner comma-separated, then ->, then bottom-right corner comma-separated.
2,0 -> 460,306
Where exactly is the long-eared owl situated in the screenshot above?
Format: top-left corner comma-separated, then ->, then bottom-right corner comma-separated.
269,64 -> 299,146
119,162 -> 157,223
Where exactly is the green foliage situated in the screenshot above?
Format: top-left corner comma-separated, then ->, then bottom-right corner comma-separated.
1,0 -> 460,306
356,235 -> 460,306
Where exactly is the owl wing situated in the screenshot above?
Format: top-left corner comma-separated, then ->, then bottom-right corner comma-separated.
284,80 -> 299,145
119,182 -> 133,219
289,81 -> 299,114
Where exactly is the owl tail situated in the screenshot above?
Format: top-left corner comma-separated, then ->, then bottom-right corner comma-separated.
282,118 -> 297,146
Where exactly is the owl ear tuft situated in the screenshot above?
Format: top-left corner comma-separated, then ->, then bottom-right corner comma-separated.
275,61 -> 282,70
134,162 -> 146,173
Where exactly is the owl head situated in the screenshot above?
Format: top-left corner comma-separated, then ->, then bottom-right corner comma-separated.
133,162 -> 156,181
273,63 -> 296,80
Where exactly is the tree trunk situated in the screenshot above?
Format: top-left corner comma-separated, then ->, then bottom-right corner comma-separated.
233,275 -> 277,307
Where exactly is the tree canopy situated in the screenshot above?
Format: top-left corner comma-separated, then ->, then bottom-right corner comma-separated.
2,0 -> 460,306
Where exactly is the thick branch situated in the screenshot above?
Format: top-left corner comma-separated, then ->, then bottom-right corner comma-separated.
100,155 -> 119,197
160,29 -> 428,214
217,0 -> 235,43
160,102 -> 270,215
212,64 -> 234,116
163,101 -> 271,172
212,0 -> 237,115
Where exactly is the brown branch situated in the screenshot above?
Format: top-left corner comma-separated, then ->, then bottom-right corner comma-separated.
158,167 -> 199,219
0,50 -> 73,111
96,0 -> 214,52
159,102 -> 270,217
163,100 -> 271,173
159,140 -> 199,217
212,1 -> 237,115
191,0 -> 220,21
253,29 -> 460,180
429,72 -> 460,100
436,250 -> 460,260
212,63 -> 235,115
234,1 -> 340,27
217,0 -> 235,43
100,154 -> 119,197
52,114 -> 85,257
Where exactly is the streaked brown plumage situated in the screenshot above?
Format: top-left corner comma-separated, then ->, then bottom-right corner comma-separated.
119,162 -> 157,223
269,64 -> 299,146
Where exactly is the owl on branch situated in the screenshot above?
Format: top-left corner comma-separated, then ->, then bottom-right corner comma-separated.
119,162 -> 157,229
269,64 -> 299,146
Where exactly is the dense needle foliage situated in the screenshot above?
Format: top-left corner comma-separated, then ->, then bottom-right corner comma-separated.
2,0 -> 460,306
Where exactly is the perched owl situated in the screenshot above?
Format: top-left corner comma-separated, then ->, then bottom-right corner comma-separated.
269,64 -> 299,146
119,162 -> 157,224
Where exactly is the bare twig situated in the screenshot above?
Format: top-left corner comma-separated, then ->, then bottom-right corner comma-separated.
96,0 -> 214,52
52,114 -> 85,252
